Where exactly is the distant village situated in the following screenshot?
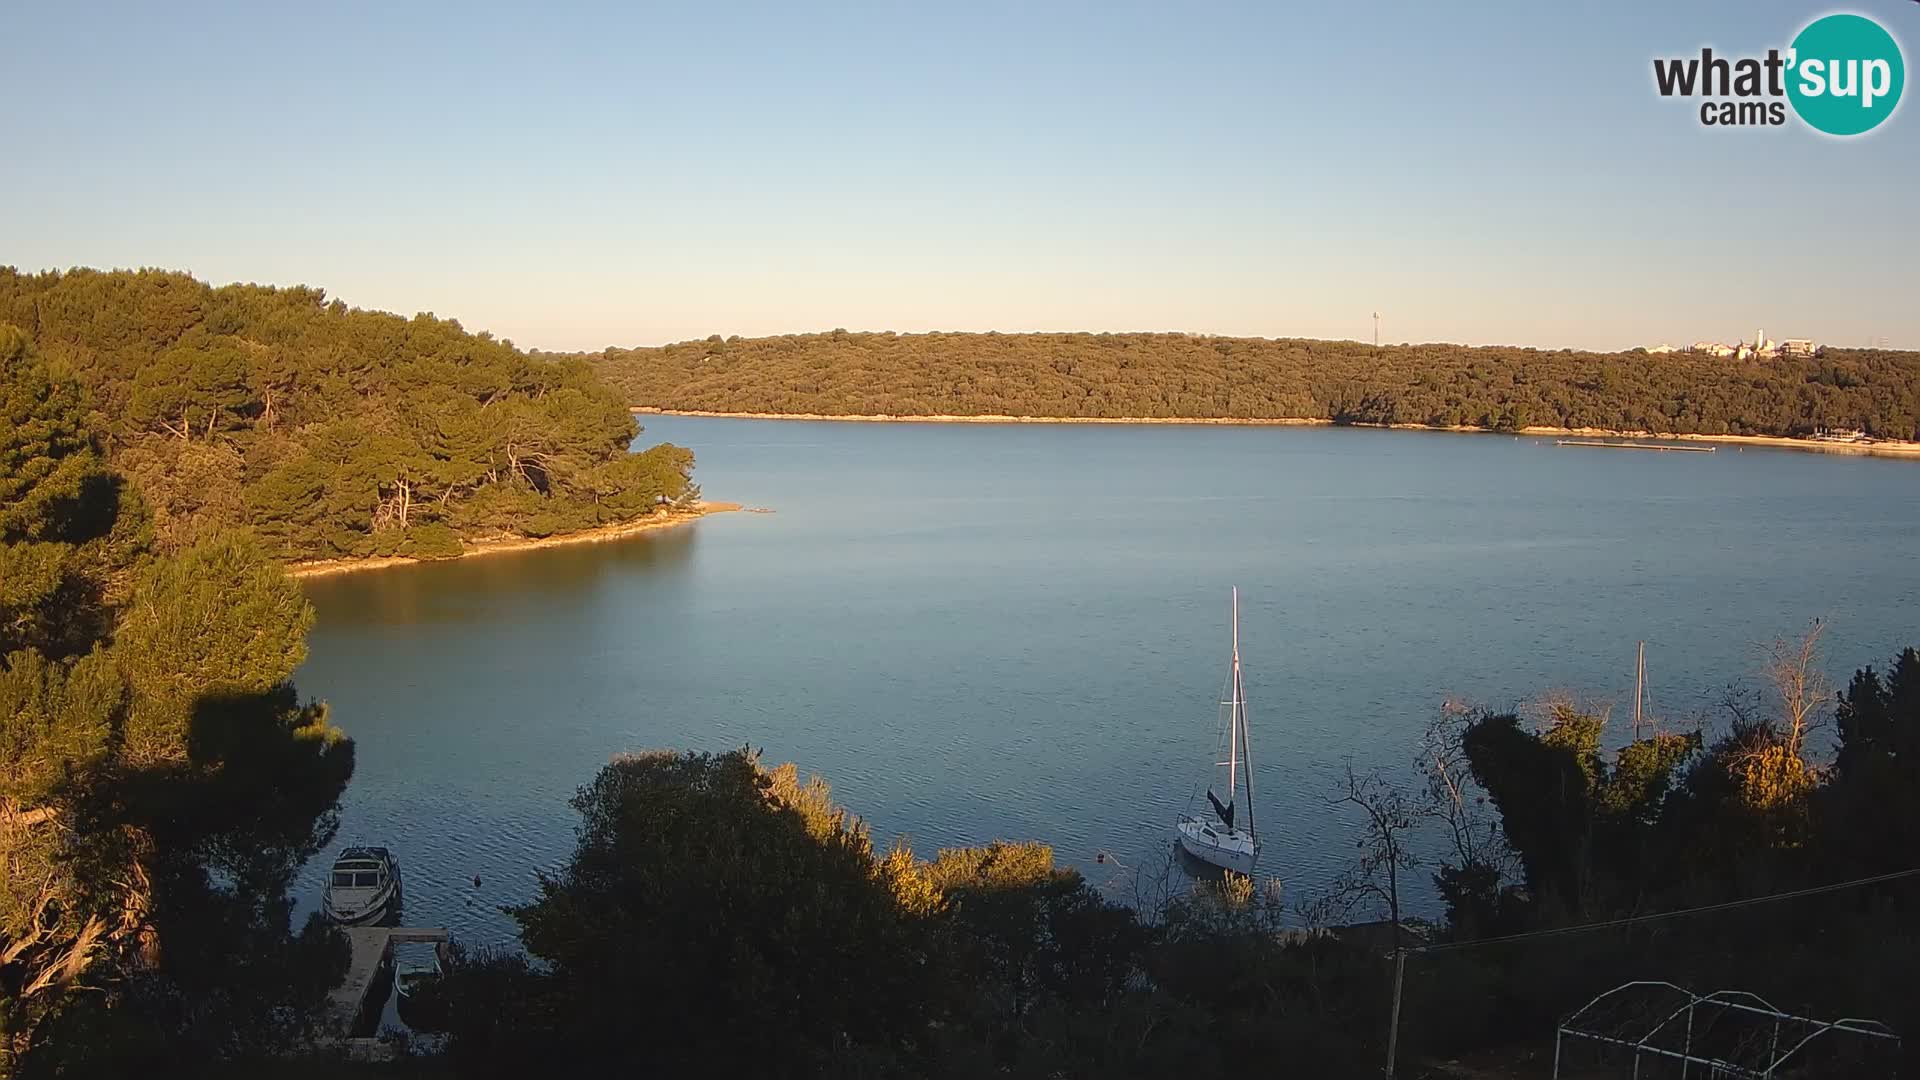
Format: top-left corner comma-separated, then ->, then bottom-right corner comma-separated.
1642,329 -> 1824,360
1640,332 -> 1875,442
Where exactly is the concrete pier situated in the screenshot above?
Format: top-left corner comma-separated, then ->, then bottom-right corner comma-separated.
1556,439 -> 1715,453
326,926 -> 451,1038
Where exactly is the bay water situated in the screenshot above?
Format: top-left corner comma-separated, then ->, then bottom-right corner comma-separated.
295,418 -> 1920,941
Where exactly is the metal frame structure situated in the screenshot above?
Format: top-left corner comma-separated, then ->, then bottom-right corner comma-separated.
1553,980 -> 1901,1078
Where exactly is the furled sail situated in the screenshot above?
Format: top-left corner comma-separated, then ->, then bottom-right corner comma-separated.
1207,788 -> 1235,828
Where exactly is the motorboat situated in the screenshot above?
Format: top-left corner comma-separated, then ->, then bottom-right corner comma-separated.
323,846 -> 402,925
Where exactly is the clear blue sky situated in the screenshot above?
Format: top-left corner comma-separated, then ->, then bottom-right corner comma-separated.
5,1 -> 1915,351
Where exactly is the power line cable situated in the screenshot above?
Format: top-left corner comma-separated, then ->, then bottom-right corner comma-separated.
1411,867 -> 1920,955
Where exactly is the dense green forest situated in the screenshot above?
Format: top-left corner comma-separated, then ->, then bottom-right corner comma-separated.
2,342 -> 356,1075
583,331 -> 1920,440
0,268 -> 696,564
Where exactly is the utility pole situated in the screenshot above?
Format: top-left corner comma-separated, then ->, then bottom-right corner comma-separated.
1373,311 -> 1381,348
1385,946 -> 1407,1077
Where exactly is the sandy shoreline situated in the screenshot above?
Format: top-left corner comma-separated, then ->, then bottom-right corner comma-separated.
285,502 -> 744,579
630,408 -> 1920,459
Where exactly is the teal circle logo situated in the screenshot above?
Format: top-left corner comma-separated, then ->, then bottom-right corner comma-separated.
1787,14 -> 1904,135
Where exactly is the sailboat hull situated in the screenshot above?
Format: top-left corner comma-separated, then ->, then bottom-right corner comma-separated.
1176,818 -> 1257,874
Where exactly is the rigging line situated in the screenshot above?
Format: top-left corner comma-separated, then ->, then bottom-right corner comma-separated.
1410,867 -> 1920,956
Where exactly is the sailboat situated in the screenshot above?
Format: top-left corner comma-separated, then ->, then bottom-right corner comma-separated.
1176,588 -> 1259,874
1630,639 -> 1655,740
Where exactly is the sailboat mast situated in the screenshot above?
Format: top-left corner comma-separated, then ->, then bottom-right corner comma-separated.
1226,588 -> 1239,804
1633,641 -> 1645,741
1233,588 -> 1256,841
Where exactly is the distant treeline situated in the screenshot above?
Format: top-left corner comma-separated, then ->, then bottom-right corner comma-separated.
0,268 -> 695,562
580,331 -> 1920,440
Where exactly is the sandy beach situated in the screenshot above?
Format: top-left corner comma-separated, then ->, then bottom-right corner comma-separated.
285,501 -> 745,579
631,408 -> 1920,459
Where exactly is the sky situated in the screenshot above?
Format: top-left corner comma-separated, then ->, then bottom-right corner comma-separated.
4,0 -> 1916,352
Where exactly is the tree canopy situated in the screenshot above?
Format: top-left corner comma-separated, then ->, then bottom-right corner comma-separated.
1,343 -> 354,1075
433,747 -> 1387,1078
1400,632 -> 1920,1070
0,267 -> 697,563
583,330 -> 1920,440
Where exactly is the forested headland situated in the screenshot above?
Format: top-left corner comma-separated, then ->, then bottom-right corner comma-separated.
0,268 -> 697,566
582,331 -> 1920,441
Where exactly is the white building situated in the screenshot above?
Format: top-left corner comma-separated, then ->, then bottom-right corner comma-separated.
1691,333 -> 1823,360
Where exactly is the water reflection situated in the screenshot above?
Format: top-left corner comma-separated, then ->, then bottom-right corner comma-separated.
301,526 -> 699,624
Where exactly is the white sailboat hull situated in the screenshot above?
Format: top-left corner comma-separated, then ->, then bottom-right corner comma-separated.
1176,818 -> 1257,875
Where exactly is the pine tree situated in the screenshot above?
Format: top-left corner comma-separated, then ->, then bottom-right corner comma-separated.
1,330 -> 352,1074
0,268 -> 698,563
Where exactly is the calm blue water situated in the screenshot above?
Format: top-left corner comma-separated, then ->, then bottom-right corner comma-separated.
294,418 -> 1920,941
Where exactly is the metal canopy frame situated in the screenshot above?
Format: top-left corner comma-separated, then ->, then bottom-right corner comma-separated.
1553,980 -> 1901,1078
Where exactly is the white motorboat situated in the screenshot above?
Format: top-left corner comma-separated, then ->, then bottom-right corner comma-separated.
323,846 -> 402,925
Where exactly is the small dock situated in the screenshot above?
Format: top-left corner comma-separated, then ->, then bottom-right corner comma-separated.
327,926 -> 450,1039
1556,439 -> 1715,453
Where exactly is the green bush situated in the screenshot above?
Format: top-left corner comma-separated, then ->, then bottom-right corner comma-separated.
404,522 -> 464,560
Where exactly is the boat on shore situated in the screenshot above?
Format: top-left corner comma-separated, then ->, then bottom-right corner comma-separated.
1175,588 -> 1260,875
323,846 -> 403,926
